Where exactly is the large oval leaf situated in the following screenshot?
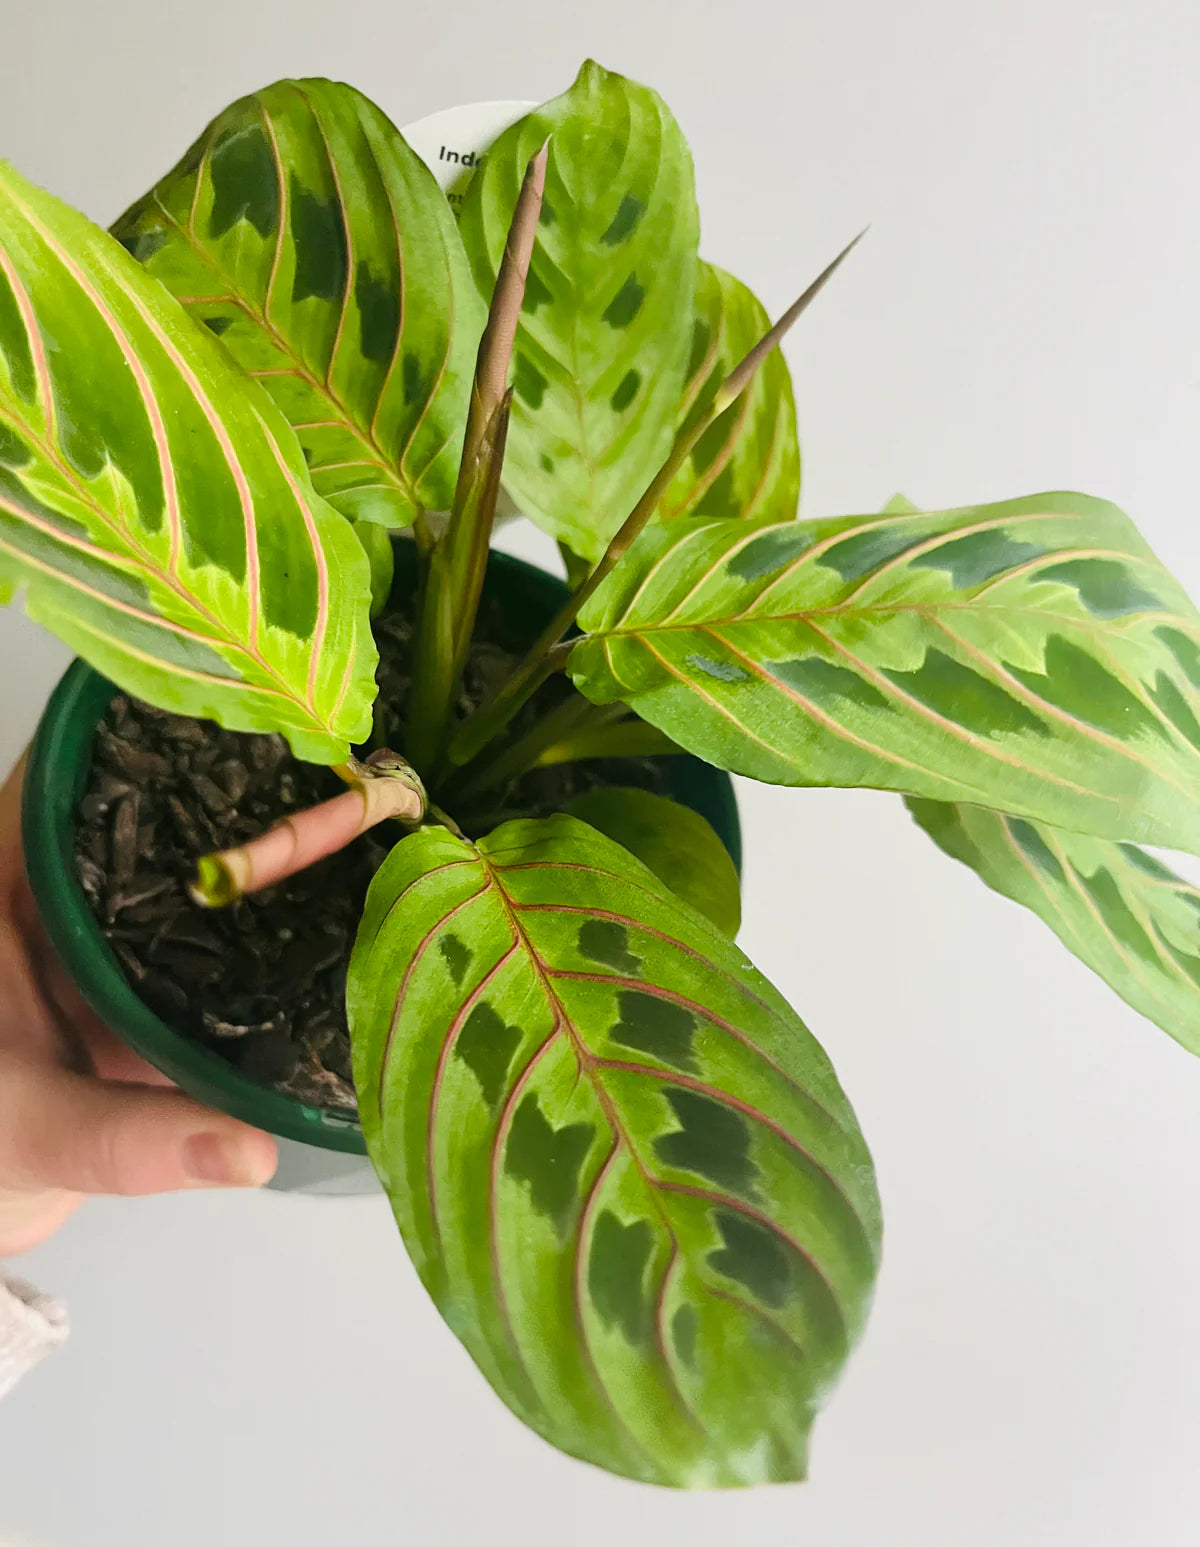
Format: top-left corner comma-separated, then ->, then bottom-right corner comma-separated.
457,60 -> 700,565
348,816 -> 879,1487
568,494 -> 1200,854
661,262 -> 800,524
111,78 -> 484,527
909,799 -> 1200,1054
0,161 -> 376,762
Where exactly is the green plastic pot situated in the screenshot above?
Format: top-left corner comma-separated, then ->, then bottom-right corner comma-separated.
22,546 -> 741,1194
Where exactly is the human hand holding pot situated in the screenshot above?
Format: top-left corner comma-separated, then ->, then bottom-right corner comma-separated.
0,756 -> 278,1257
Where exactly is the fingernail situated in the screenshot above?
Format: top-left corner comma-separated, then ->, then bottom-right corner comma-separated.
184,1132 -> 263,1187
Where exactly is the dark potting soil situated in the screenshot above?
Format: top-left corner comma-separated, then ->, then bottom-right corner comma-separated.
73,596 -> 670,1114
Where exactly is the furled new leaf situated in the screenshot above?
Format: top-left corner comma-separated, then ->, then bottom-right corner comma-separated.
0,161 -> 376,762
112,78 -> 485,528
348,816 -> 879,1487
568,493 -> 1200,854
457,60 -> 700,564
662,263 -> 799,524
568,787 -> 742,937
908,799 -> 1200,1054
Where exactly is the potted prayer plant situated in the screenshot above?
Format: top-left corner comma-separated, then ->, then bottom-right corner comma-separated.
3,59 -> 1199,1489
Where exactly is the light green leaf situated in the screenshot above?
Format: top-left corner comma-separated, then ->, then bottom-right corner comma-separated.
662,263 -> 799,524
349,816 -> 879,1487
0,160 -> 376,762
568,787 -> 741,937
458,60 -> 700,564
568,493 -> 1200,853
908,799 -> 1200,1054
112,78 -> 485,528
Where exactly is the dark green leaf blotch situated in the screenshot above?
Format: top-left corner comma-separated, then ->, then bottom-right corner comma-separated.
1156,627 -> 1200,688
1038,557 -> 1163,618
0,422 -> 31,466
208,126 -> 280,240
1012,637 -> 1165,742
116,224 -> 169,265
655,1088 -> 759,1198
578,919 -> 642,974
1081,866 -> 1158,964
913,529 -> 1044,588
601,194 -> 645,245
770,657 -> 891,713
1008,818 -> 1065,882
1149,672 -> 1200,751
355,262 -> 400,365
439,933 -> 471,985
888,649 -> 1048,738
820,525 -> 921,582
589,1210 -> 654,1345
709,1209 -> 792,1309
290,178 -> 348,304
686,318 -> 712,380
456,1002 -> 521,1111
672,1304 -> 698,1368
727,527 -> 812,583
505,1094 -> 594,1239
401,354 -> 423,408
513,355 -> 547,410
610,989 -> 697,1071
601,274 -> 645,328
202,315 -> 233,336
523,265 -> 553,313
0,468 -> 141,605
0,266 -> 36,404
610,369 -> 640,413
1118,844 -> 1175,881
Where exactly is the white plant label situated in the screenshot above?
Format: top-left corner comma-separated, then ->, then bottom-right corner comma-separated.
402,100 -> 535,216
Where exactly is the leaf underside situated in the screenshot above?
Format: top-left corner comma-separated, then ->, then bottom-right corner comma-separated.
662,261 -> 800,525
348,816 -> 879,1487
111,77 -> 484,529
909,800 -> 1200,1054
568,493 -> 1200,854
0,160 -> 376,761
457,60 -> 700,565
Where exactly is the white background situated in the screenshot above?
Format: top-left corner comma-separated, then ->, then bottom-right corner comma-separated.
3,1 -> 1200,1542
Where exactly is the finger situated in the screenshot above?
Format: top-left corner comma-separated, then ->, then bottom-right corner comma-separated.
0,1050 -> 278,1196
77,1019 -> 176,1087
25,919 -> 173,1086
0,1188 -> 82,1257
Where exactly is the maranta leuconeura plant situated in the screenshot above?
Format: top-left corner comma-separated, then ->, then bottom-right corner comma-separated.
2,59 -> 1198,1486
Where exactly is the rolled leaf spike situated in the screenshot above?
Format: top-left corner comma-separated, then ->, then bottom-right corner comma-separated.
190,756 -> 426,907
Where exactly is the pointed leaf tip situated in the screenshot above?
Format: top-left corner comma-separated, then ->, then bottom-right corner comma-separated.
715,229 -> 867,412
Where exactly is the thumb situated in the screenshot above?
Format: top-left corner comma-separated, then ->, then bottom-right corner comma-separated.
0,1049 -> 278,1195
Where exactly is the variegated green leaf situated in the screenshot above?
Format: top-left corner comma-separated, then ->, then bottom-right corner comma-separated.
568,786 -> 742,937
661,262 -> 799,524
908,799 -> 1200,1054
568,493 -> 1200,853
0,161 -> 376,762
458,60 -> 700,565
349,816 -> 879,1487
112,78 -> 484,528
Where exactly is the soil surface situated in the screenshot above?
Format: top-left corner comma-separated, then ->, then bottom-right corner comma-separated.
74,596 -> 668,1113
